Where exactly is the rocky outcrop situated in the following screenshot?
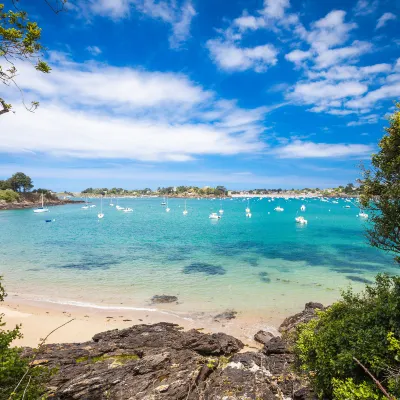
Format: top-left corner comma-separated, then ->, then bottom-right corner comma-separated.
0,198 -> 83,211
279,302 -> 324,334
24,304 -> 321,399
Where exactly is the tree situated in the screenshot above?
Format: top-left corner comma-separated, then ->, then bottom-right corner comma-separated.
8,172 -> 33,192
0,1 -> 66,116
294,274 -> 400,399
360,104 -> 400,264
0,179 -> 11,190
0,277 -> 50,398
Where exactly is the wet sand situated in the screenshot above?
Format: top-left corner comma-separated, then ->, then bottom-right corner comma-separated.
2,295 -> 284,349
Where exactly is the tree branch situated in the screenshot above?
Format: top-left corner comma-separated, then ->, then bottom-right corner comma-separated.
353,357 -> 395,400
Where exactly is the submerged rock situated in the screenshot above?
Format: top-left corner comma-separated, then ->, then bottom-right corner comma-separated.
151,295 -> 178,304
183,262 -> 226,275
214,309 -> 237,322
346,275 -> 373,284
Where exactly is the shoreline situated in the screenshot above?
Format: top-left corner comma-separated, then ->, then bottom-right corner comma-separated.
0,199 -> 84,211
2,295 -> 284,349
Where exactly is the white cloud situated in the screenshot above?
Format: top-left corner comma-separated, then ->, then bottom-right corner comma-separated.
307,63 -> 391,81
353,0 -> 379,16
376,12 -> 397,29
285,49 -> 311,65
234,14 -> 265,31
169,1 -> 196,48
346,82 -> 400,109
261,0 -> 290,19
347,114 -> 380,126
314,40 -> 372,68
288,80 -> 368,105
207,40 -> 278,72
86,46 -> 102,56
306,10 -> 357,51
0,104 -> 263,161
273,140 -> 373,158
76,0 -> 196,49
13,60 -> 210,112
1,58 -> 270,162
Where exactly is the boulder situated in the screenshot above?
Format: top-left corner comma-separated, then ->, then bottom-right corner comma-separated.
254,330 -> 275,346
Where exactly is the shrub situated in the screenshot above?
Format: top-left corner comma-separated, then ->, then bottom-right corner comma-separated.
294,274 -> 400,399
0,277 -> 49,399
0,189 -> 20,203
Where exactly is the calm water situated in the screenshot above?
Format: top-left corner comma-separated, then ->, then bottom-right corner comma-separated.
0,197 -> 397,317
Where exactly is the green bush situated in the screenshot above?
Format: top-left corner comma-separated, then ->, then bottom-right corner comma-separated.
294,274 -> 400,399
0,189 -> 20,203
0,277 -> 49,399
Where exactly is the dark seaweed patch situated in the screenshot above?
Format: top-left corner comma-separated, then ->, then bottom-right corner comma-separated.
50,254 -> 124,271
346,275 -> 373,284
258,272 -> 271,283
243,257 -> 259,267
183,262 -> 226,276
332,268 -> 363,274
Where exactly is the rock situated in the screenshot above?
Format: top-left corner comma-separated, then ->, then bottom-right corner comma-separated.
21,318 -> 315,399
214,309 -> 237,322
254,330 -> 275,345
279,302 -> 324,334
263,337 -> 291,355
155,384 -> 169,392
151,295 -> 178,304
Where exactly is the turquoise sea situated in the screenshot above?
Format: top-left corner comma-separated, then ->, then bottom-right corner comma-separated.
0,197 -> 397,319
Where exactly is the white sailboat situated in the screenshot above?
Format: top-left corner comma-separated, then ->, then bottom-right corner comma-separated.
209,212 -> 221,219
33,193 -> 49,213
274,206 -> 284,212
81,196 -> 89,209
116,198 -> 124,210
219,198 -> 224,214
183,200 -> 188,215
98,196 -> 104,219
300,205 -> 306,212
295,216 -> 308,224
358,211 -> 368,218
109,197 -> 114,207
245,199 -> 251,214
161,196 -> 167,206
166,197 -> 170,212
123,207 -> 133,213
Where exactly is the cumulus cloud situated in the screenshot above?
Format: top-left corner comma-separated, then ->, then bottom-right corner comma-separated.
273,140 -> 373,158
0,58 -> 270,162
306,10 -> 357,51
376,12 -> 397,29
207,40 -> 278,72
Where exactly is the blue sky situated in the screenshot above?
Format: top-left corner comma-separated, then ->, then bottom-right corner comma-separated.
0,0 -> 399,191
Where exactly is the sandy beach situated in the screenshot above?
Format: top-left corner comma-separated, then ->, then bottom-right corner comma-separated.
2,295 -> 284,349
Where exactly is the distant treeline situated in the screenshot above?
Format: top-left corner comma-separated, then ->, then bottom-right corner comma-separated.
81,186 -> 228,196
80,183 -> 360,197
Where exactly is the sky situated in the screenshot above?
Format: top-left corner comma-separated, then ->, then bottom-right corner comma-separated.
0,0 -> 399,191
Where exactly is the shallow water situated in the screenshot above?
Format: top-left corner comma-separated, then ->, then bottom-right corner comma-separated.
0,197 -> 397,317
